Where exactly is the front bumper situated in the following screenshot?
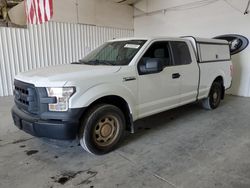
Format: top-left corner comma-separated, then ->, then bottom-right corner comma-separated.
11,105 -> 85,140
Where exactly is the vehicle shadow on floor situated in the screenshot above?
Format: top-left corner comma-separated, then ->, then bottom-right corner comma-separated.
121,102 -> 204,147
119,97 -> 233,148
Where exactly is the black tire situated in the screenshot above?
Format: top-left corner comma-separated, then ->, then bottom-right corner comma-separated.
79,104 -> 125,155
202,82 -> 222,110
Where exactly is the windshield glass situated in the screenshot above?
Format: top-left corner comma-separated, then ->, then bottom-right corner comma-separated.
77,40 -> 147,66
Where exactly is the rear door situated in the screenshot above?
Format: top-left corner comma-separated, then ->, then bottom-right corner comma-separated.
169,41 -> 199,105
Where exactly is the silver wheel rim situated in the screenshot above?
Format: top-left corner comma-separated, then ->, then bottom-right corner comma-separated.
213,92 -> 218,101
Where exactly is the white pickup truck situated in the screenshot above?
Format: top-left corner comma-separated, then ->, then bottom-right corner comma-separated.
12,37 -> 232,155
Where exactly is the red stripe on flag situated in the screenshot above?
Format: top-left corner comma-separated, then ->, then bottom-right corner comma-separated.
44,0 -> 48,21
33,0 -> 39,24
49,0 -> 53,19
26,0 -> 53,24
30,2 -> 35,24
37,1 -> 43,24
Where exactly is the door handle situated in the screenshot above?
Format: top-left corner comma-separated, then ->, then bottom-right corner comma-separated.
172,73 -> 181,79
123,77 -> 136,82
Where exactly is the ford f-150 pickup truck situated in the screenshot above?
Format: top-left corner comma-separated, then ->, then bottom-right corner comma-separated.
12,36 -> 232,155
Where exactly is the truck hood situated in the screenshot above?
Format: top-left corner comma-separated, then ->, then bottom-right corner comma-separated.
15,64 -> 121,87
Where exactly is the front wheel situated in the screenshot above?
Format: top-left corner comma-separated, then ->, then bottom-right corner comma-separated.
202,82 -> 222,110
79,104 -> 125,155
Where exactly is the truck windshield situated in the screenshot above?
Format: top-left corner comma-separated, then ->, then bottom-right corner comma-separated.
77,40 -> 147,66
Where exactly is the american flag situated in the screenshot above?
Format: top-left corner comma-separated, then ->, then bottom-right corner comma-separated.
25,0 -> 53,24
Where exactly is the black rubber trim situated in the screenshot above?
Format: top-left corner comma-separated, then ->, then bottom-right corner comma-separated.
12,105 -> 86,140
199,59 -> 231,63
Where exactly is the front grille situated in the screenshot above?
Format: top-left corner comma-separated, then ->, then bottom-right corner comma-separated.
14,86 -> 29,105
14,80 -> 38,114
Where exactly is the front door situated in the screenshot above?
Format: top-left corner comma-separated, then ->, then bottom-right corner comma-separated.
137,41 -> 182,119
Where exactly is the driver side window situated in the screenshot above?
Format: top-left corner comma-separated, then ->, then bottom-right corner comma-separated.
140,41 -> 172,68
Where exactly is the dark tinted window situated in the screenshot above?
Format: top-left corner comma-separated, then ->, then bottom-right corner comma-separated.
141,42 -> 172,67
171,41 -> 192,65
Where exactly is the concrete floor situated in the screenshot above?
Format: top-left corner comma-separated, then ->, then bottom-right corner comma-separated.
0,96 -> 250,188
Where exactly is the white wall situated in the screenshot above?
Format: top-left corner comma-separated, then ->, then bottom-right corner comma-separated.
134,0 -> 250,97
52,0 -> 134,29
0,22 -> 133,96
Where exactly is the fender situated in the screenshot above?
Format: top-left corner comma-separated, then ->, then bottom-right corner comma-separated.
206,70 -> 226,97
210,70 -> 226,86
198,67 -> 227,100
70,83 -> 138,120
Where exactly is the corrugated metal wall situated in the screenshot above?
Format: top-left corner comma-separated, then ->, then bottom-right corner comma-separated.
0,22 -> 134,96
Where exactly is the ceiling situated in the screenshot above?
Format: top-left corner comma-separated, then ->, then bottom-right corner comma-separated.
109,0 -> 141,5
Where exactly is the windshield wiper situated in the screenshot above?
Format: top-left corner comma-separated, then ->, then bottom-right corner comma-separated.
74,59 -> 115,66
97,61 -> 115,66
72,60 -> 92,65
87,60 -> 115,66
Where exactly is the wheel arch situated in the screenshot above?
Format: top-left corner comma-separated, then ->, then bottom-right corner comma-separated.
81,95 -> 135,133
212,75 -> 225,99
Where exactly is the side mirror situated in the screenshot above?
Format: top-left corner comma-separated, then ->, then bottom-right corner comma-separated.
139,58 -> 163,75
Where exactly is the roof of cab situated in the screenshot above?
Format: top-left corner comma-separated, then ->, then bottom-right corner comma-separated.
108,36 -> 179,42
109,36 -> 229,44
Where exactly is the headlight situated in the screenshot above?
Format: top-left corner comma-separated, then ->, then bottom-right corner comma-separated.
46,87 -> 75,112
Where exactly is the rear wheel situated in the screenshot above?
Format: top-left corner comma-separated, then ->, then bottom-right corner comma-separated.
79,104 -> 125,155
202,82 -> 222,110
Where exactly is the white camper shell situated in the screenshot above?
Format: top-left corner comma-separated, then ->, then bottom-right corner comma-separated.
183,37 -> 231,63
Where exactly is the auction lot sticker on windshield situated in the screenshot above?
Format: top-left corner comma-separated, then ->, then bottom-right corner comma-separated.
124,44 -> 140,49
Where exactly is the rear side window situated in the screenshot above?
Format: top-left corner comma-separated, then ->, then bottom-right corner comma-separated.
171,41 -> 192,65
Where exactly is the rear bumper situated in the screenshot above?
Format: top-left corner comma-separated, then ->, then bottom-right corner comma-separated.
11,105 -> 85,140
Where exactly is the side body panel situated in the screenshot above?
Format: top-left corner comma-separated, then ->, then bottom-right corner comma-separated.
198,61 -> 232,100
